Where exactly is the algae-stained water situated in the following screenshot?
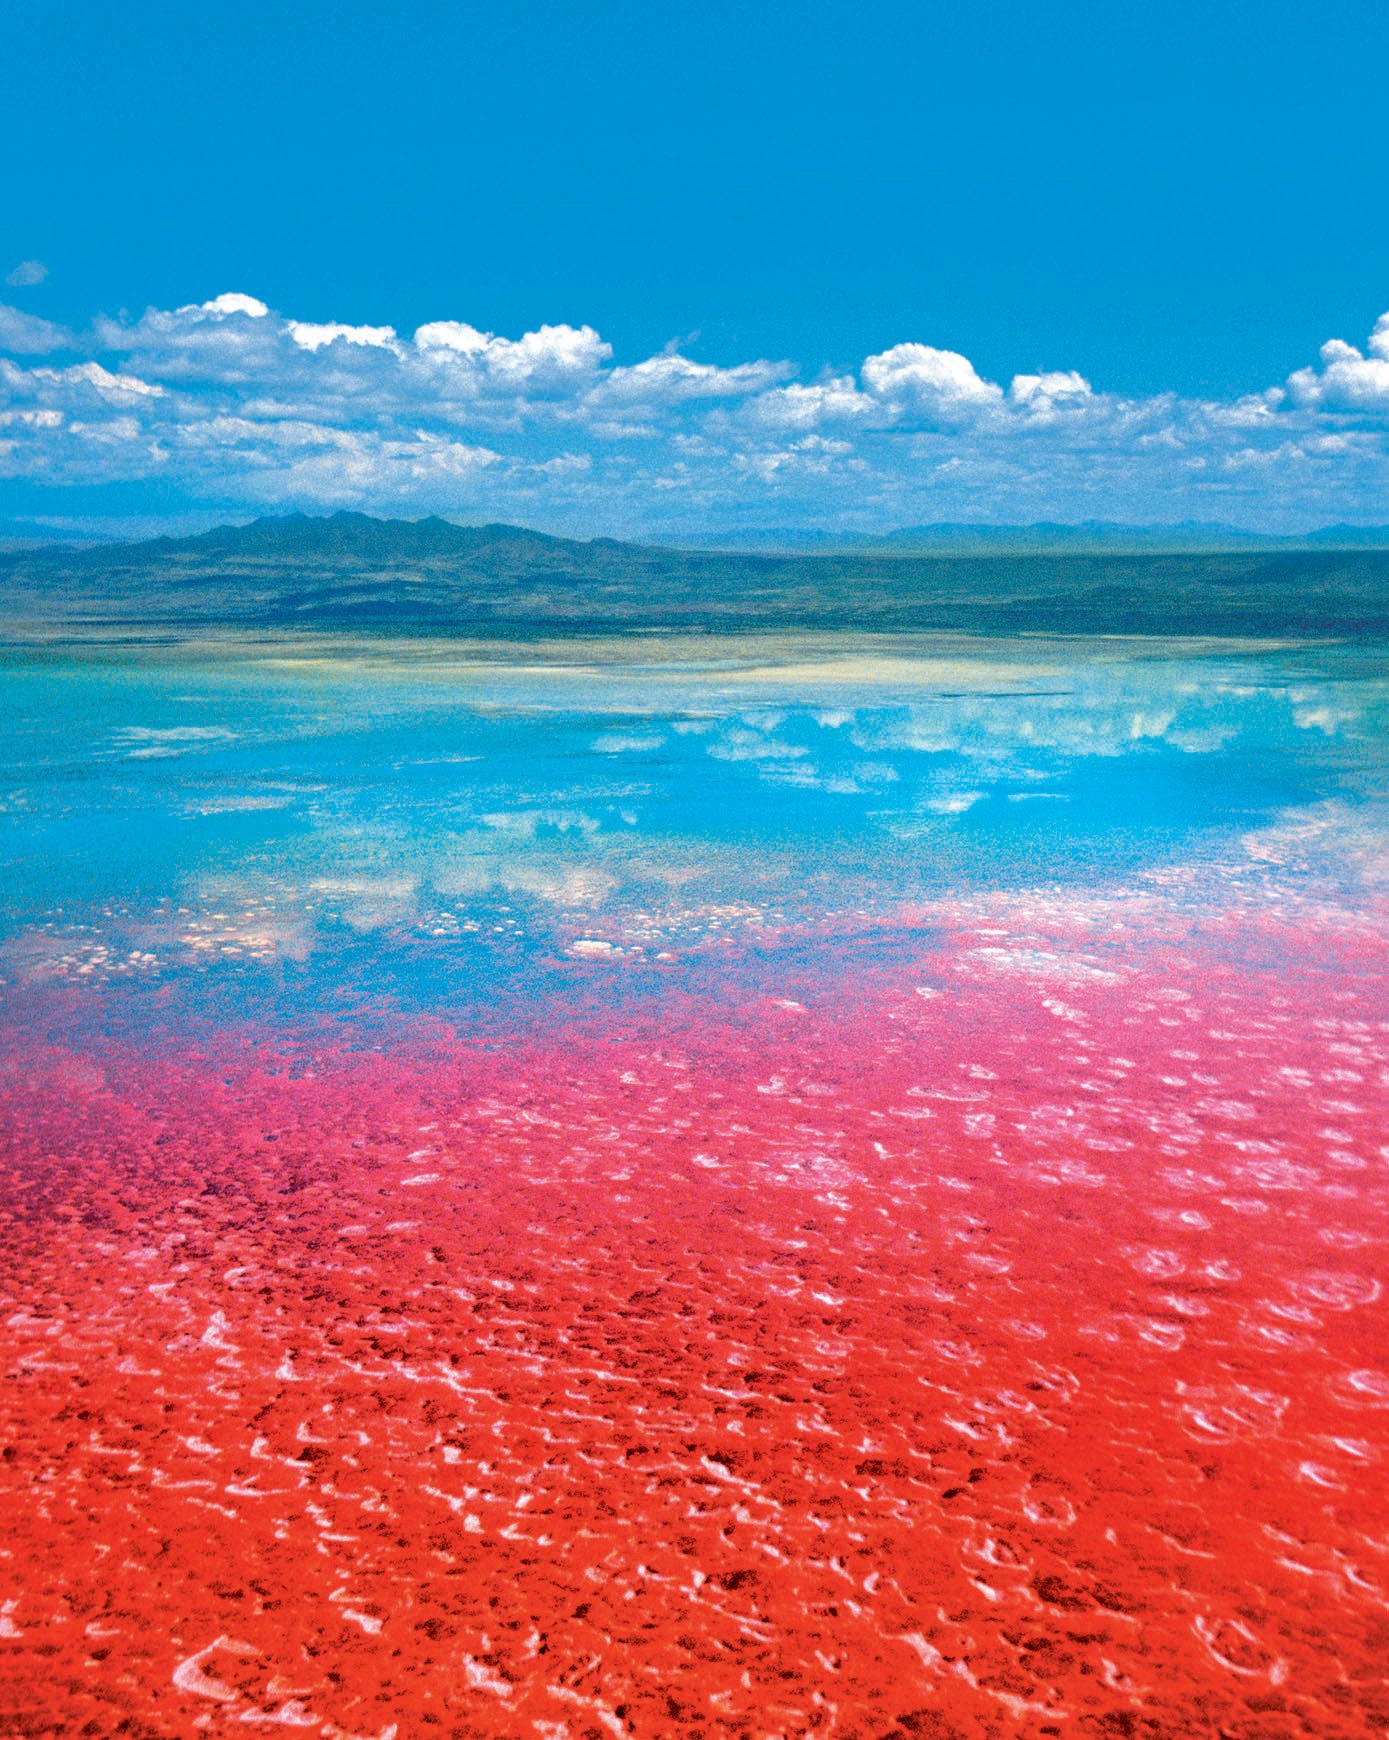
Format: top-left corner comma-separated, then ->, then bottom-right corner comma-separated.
4,632 -> 1389,1739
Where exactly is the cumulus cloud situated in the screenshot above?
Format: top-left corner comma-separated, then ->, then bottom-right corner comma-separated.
860,343 -> 1004,421
1,291 -> 1388,531
0,303 -> 73,355
1287,318 -> 1389,412
6,260 -> 48,289
739,374 -> 875,433
202,292 -> 269,317
289,320 -> 399,352
597,349 -> 792,408
415,320 -> 609,393
1009,370 -> 1093,410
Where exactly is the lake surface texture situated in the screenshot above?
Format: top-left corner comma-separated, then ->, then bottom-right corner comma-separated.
4,630 -> 1389,1738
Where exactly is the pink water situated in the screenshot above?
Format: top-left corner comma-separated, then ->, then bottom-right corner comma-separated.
4,892 -> 1388,1737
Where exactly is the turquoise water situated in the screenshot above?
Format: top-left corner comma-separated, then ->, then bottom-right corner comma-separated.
3,632 -> 1387,1028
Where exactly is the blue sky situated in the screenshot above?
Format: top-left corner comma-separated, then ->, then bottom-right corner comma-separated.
3,0 -> 1388,535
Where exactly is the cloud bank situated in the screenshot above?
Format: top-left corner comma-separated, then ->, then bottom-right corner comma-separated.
2,291 -> 1389,533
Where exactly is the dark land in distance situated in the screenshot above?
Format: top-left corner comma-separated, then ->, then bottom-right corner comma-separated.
3,512 -> 1389,639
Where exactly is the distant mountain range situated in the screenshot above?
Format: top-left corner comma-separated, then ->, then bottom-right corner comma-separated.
0,513 -> 590,559
655,520 -> 1389,554
8,511 -> 1389,558
3,510 -> 1389,640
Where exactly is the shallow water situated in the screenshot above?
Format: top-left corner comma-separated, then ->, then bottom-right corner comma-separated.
3,633 -> 1385,1018
4,632 -> 1389,1737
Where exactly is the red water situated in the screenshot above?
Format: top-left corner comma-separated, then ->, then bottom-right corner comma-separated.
4,898 -> 1389,1737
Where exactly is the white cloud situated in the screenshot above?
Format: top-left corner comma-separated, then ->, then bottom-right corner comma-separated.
740,374 -> 876,432
202,293 -> 270,317
860,343 -> 1004,421
92,295 -> 295,383
415,319 -> 610,392
597,349 -> 792,407
1009,370 -> 1092,408
289,320 -> 399,352
245,430 -> 500,506
5,260 -> 48,289
32,361 -> 164,400
1287,322 -> 1389,412
0,303 -> 73,355
413,320 -> 491,355
1,291 -> 1388,531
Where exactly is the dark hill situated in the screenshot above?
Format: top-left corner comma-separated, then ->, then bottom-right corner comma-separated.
3,512 -> 1389,640
121,512 -> 588,563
